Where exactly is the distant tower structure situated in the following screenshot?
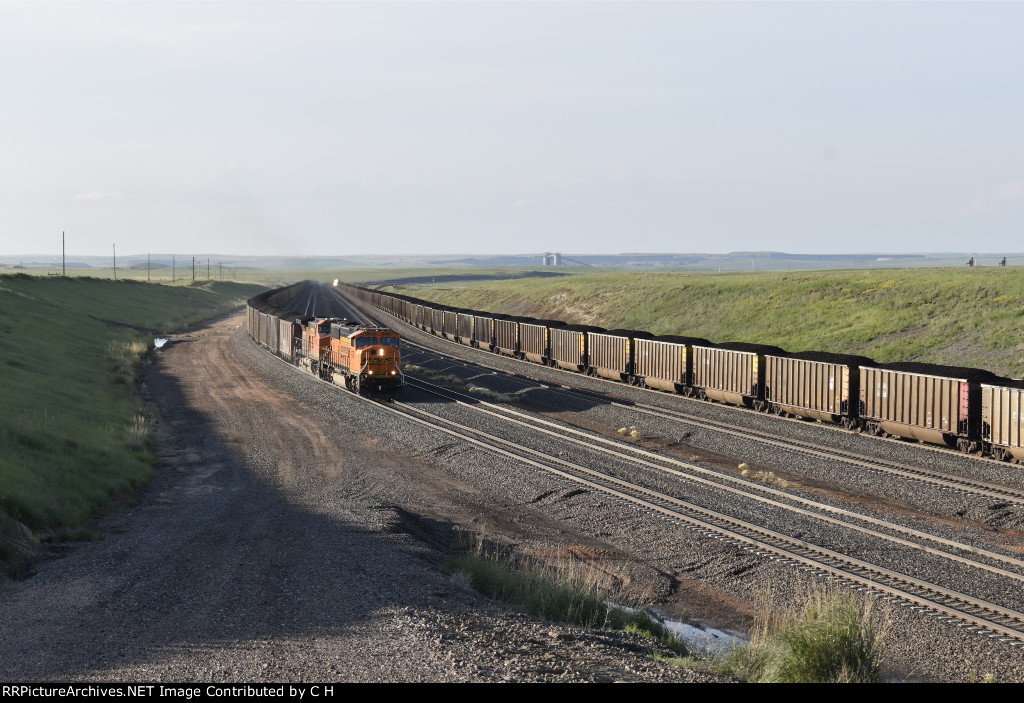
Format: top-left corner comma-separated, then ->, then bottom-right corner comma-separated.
542,252 -> 562,266
967,257 -> 975,267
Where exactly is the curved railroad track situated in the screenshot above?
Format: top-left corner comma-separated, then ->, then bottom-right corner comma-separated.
295,286 -> 1024,644
397,327 -> 1024,507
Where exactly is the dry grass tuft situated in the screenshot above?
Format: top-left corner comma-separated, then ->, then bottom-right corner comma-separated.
720,586 -> 888,683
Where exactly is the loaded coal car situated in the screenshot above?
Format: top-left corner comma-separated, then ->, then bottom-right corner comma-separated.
419,303 -> 435,333
858,362 -> 1004,452
408,301 -> 424,329
691,342 -> 784,408
430,306 -> 445,337
550,325 -> 605,373
494,316 -> 525,357
278,314 -> 308,362
471,313 -> 495,350
763,351 -> 875,427
259,309 -> 280,354
633,335 -> 713,393
456,310 -> 476,347
442,309 -> 461,342
587,329 -> 653,382
519,319 -> 564,365
981,380 -> 1024,462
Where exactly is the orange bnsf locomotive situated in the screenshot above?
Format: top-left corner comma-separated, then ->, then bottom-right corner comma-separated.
299,317 -> 403,393
246,283 -> 403,395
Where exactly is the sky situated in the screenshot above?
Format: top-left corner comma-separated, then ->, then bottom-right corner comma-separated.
1,1 -> 1022,258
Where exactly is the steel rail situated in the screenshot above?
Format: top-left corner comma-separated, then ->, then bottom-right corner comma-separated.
397,332 -> 1024,507
380,383 -> 1024,644
404,377 -> 1024,580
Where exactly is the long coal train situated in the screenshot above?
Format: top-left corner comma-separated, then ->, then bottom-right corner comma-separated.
336,282 -> 1024,464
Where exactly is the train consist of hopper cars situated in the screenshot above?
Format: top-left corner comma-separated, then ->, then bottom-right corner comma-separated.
338,283 -> 1024,463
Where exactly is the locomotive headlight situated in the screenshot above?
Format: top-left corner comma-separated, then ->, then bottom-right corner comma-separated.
368,370 -> 373,375
379,349 -> 384,356
391,370 -> 397,375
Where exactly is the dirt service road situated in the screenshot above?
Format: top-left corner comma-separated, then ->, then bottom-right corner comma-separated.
0,311 -> 724,683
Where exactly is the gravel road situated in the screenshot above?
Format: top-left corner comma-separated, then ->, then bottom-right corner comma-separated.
0,312 -> 724,683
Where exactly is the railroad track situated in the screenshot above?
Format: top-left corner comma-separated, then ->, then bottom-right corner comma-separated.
382,376 -> 1024,644
402,376 -> 1024,579
400,339 -> 1024,507
320,288 -> 1024,643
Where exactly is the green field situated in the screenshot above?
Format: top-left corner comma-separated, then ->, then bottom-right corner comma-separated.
0,274 -> 264,572
381,268 -> 1024,378
5,263 -> 605,288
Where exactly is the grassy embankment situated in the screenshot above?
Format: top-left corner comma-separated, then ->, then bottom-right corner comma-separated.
385,268 -> 1024,378
446,540 -> 889,682
0,274 -> 264,574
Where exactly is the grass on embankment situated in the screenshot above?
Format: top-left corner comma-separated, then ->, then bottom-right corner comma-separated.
386,267 -> 1024,378
0,274 -> 264,572
445,541 -> 890,681
445,540 -> 687,656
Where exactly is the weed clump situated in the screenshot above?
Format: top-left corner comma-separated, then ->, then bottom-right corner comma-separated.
444,538 -> 687,656
721,588 -> 887,683
467,385 -> 516,403
404,364 -> 465,387
107,338 -> 151,385
124,413 -> 152,451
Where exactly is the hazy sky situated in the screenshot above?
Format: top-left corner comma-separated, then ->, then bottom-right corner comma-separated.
2,1 -> 1022,258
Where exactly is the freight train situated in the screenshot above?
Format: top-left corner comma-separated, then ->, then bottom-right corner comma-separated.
335,282 -> 1024,464
246,283 -> 403,394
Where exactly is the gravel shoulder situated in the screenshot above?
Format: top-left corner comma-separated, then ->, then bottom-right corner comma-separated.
0,311 -> 726,683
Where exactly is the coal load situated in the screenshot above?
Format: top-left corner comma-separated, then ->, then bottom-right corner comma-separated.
716,341 -> 788,356
655,335 -> 714,347
604,329 -> 654,339
881,361 -> 1008,384
789,350 -> 878,368
560,324 -> 606,334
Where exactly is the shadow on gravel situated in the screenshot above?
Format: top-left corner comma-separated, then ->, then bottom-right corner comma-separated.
0,346 -> 466,681
401,350 -> 616,415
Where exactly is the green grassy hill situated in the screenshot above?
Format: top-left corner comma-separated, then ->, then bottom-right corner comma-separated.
384,268 -> 1024,378
0,275 -> 264,574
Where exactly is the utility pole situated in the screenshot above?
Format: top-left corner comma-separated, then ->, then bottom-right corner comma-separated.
148,253 -> 151,282
113,244 -> 117,281
62,231 -> 65,277
172,255 -> 175,283
192,257 -> 195,281
207,258 -> 210,280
